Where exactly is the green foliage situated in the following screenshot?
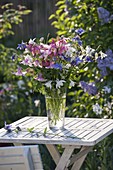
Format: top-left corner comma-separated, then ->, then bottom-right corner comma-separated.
0,3 -> 31,39
50,0 -> 113,169
0,4 -> 43,128
50,0 -> 113,51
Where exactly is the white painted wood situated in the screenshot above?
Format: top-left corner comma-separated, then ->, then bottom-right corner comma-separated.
46,144 -> 61,165
88,123 -> 113,142
69,146 -> 93,166
0,145 -> 43,170
0,117 -> 113,170
71,146 -> 89,170
55,145 -> 75,170
23,147 -> 34,170
0,117 -> 113,146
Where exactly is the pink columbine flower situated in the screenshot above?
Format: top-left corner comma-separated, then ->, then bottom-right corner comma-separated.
21,55 -> 33,67
41,60 -> 52,67
14,67 -> 27,76
34,73 -> 46,82
33,60 -> 42,67
0,89 -> 4,96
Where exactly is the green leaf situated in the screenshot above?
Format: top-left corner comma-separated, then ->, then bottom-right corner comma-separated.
56,0 -> 65,6
57,30 -> 67,35
43,127 -> 47,136
27,127 -> 34,133
59,5 -> 67,9
56,9 -> 63,15
68,92 -> 75,96
60,13 -> 68,21
49,14 -> 55,20
51,21 -> 58,26
19,10 -> 32,15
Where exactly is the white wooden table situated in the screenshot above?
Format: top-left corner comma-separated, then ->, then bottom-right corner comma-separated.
0,116 -> 113,170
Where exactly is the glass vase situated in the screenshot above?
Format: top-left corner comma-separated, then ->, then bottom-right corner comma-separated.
45,91 -> 66,130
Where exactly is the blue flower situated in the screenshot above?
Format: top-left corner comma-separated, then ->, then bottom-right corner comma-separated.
4,121 -> 12,133
97,49 -> 113,76
12,54 -> 16,60
80,81 -> 97,95
17,42 -> 26,50
62,55 -> 71,62
72,36 -> 82,46
85,56 -> 92,62
97,7 -> 110,25
75,28 -> 85,35
75,57 -> 83,65
71,57 -> 83,66
52,63 -> 62,70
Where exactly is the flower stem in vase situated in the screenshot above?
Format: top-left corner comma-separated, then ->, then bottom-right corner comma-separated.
45,92 -> 66,130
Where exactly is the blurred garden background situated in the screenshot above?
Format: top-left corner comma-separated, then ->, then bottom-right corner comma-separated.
1,0 -> 113,169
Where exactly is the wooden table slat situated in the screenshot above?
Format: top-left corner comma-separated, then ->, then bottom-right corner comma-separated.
0,117 -> 113,146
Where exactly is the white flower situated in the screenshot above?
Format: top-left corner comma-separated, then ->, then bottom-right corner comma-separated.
10,95 -> 18,102
99,51 -> 107,59
103,86 -> 111,94
56,80 -> 65,88
3,84 -> 7,89
63,63 -> 71,69
29,38 -> 36,44
104,102 -> 112,109
17,80 -> 25,89
34,100 -> 40,107
39,37 -> 44,42
45,81 -> 52,89
21,54 -> 33,67
69,80 -> 75,87
25,92 -> 29,96
93,103 -> 103,115
85,46 -> 95,56
65,46 -> 76,60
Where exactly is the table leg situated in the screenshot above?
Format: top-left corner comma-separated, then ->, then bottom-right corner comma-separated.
46,144 -> 93,170
70,146 -> 93,170
55,146 -> 75,170
46,144 -> 61,165
46,144 -> 75,170
71,153 -> 87,170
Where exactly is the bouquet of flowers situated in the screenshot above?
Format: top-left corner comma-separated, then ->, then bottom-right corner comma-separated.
13,29 -> 106,96
13,28 -> 108,129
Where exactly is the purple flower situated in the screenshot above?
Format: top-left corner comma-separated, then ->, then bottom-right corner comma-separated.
75,28 -> 85,35
4,121 -> 12,133
62,55 -> 71,62
97,49 -> 113,76
71,57 -> 83,66
17,42 -> 26,50
35,73 -> 46,82
72,36 -> 82,46
0,89 -> 4,96
75,57 -> 83,65
106,49 -> 113,57
14,67 -> 26,76
85,56 -> 92,62
52,63 -> 62,70
21,55 -> 33,67
80,81 -> 97,95
12,54 -> 16,60
33,60 -> 40,67
97,7 -> 110,25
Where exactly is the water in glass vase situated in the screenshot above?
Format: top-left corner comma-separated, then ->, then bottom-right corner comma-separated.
45,94 -> 66,130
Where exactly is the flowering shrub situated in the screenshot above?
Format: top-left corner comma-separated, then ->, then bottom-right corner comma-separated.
49,1 -> 113,169
13,29 -> 106,96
